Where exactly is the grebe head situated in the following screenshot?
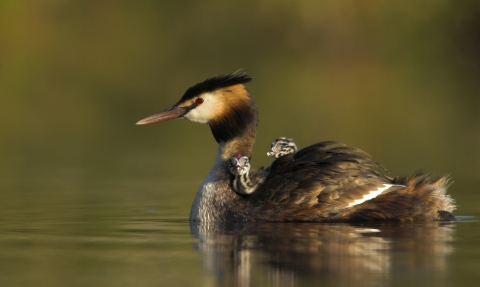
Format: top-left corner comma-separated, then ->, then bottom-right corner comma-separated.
136,71 -> 257,144
227,153 -> 250,176
267,137 -> 298,158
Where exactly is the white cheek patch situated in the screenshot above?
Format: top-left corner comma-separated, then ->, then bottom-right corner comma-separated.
347,184 -> 395,207
184,93 -> 221,124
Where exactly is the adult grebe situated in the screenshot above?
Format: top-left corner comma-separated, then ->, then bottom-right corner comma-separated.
136,71 -> 456,222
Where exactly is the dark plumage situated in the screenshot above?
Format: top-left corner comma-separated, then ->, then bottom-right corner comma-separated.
178,71 -> 252,103
209,97 -> 258,143
234,142 -> 453,222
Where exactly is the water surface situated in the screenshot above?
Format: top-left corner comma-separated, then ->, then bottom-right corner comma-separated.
0,166 -> 478,287
1,1 -> 480,286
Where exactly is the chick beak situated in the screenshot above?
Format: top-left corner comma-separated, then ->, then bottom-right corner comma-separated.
136,106 -> 189,125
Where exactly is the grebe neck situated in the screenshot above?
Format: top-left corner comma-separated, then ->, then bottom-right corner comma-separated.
189,130 -> 257,222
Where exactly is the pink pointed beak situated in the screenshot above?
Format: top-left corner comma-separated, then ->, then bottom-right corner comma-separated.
136,106 -> 189,125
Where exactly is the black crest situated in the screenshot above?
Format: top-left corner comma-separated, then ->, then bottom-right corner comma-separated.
179,70 -> 252,102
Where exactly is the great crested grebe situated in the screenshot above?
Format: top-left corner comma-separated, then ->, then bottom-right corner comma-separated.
227,138 -> 296,195
267,137 -> 298,158
227,137 -> 298,195
136,71 -> 456,222
228,153 -> 265,195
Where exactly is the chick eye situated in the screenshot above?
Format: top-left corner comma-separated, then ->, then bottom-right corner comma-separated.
195,98 -> 204,105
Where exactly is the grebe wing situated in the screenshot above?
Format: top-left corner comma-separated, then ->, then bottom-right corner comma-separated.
251,141 -> 404,208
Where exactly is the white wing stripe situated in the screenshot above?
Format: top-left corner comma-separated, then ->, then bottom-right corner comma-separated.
347,184 -> 394,207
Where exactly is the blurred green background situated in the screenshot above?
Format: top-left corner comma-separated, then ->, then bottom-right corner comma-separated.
1,0 -> 479,214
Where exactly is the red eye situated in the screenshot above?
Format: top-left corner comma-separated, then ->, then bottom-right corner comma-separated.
195,98 -> 204,105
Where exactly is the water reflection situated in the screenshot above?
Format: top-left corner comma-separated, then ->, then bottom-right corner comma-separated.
191,222 -> 454,287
